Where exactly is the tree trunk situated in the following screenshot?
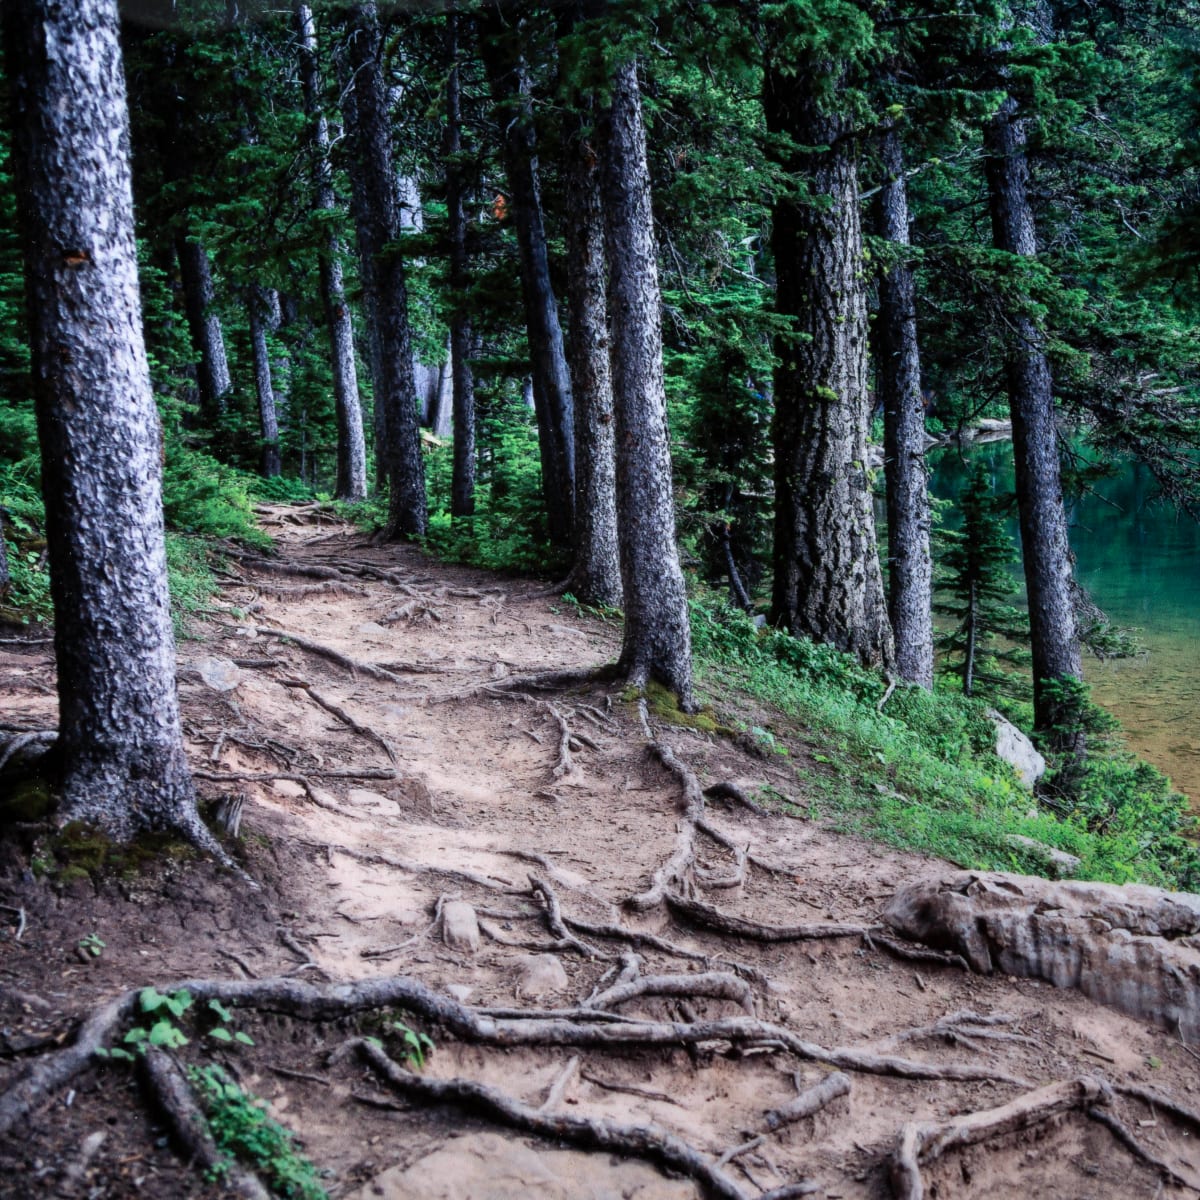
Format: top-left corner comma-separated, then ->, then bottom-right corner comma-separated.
765,62 -> 894,670
600,58 -> 694,707
174,231 -> 231,418
478,4 -> 576,547
4,0 -> 214,848
296,2 -> 367,503
443,17 -> 476,517
248,286 -> 281,478
983,96 -> 1082,746
341,1 -> 427,537
564,94 -> 622,608
875,124 -> 933,688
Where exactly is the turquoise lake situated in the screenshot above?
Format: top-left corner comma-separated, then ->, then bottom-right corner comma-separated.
927,444 -> 1200,809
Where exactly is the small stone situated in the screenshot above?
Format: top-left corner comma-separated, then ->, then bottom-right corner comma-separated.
440,901 -> 481,953
308,786 -> 339,808
356,621 -> 389,640
196,656 -> 243,692
515,953 -> 568,997
272,779 -> 306,799
445,983 -> 473,1003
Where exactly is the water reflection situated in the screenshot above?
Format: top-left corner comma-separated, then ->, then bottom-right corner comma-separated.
927,444 -> 1200,807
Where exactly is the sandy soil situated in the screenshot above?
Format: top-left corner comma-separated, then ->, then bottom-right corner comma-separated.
1,505 -> 1198,1200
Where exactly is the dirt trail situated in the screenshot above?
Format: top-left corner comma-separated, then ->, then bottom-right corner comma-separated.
2,506 -> 1199,1199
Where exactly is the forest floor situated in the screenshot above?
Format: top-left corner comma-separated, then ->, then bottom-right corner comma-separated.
2,504 -> 1199,1200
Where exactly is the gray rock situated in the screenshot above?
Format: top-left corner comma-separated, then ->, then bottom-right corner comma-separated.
988,708 -> 1046,790
1005,834 -> 1082,878
440,901 -> 480,954
196,656 -> 243,692
516,953 -> 569,997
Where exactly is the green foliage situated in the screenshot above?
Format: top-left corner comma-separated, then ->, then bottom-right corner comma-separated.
162,446 -> 270,547
934,463 -> 1031,701
389,1020 -> 434,1070
690,594 -> 1197,889
190,1065 -> 328,1200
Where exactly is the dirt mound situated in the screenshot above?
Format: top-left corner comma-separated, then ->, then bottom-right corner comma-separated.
1,506 -> 1197,1199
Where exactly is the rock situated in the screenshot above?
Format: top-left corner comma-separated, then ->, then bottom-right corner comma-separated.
389,777 -> 435,816
987,708 -> 1046,790
352,1131 -> 694,1200
196,656 -> 243,692
440,901 -> 480,954
883,870 -> 1200,1040
356,621 -> 389,640
308,786 -> 340,809
271,779 -> 306,799
1005,834 -> 1082,878
516,953 -> 569,997
345,788 -> 400,815
445,983 -> 473,1003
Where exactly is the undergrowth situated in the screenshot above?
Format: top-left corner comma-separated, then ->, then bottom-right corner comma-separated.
690,597 -> 1200,891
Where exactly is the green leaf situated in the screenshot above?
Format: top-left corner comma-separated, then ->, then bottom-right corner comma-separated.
208,1026 -> 234,1042
208,999 -> 234,1023
233,1031 -> 255,1046
148,1019 -> 188,1048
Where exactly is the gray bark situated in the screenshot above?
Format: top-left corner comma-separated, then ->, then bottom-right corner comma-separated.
600,59 -> 694,706
341,1 -> 427,537
4,0 -> 214,846
444,13 -> 476,518
479,4 -> 576,546
983,96 -> 1081,744
247,286 -> 281,478
174,232 -> 231,417
875,125 -> 933,688
765,63 -> 894,670
296,2 -> 367,503
564,94 -> 621,608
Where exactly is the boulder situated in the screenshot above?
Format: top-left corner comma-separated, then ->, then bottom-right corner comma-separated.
987,708 -> 1046,790
883,871 -> 1200,1040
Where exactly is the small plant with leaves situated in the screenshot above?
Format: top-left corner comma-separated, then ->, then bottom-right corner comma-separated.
189,1064 -> 328,1200
390,1019 -> 434,1069
97,987 -> 192,1061
77,931 -> 105,959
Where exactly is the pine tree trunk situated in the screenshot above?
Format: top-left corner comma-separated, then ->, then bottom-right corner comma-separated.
175,231 -> 231,418
765,65 -> 894,669
564,95 -> 622,607
5,0 -> 213,847
984,96 -> 1082,745
444,16 -> 476,517
876,124 -> 933,688
601,58 -> 694,707
478,5 -> 576,547
341,1 -> 427,537
296,2 -> 367,503
248,286 -> 281,478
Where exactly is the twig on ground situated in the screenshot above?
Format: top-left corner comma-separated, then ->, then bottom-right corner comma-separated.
539,1055 -> 580,1113
580,1071 -> 683,1106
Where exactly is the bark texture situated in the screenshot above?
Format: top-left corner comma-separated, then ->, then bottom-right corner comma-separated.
564,92 -> 622,608
297,2 -> 367,503
601,59 -> 694,706
341,1 -> 427,536
983,97 -> 1081,741
479,4 -> 576,546
876,125 -> 933,688
174,231 -> 231,417
765,65 -> 893,669
444,14 -> 477,518
5,0 -> 211,844
248,285 -> 281,478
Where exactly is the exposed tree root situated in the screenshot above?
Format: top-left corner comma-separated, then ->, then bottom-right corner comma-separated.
0,970 -> 1029,1139
764,1071 -> 851,1131
241,581 -> 368,601
890,1077 -> 1110,1200
864,931 -> 971,973
580,1070 -> 683,1105
249,626 -> 407,683
430,665 -> 616,705
529,875 -> 610,959
1086,1103 -> 1200,1190
139,1047 -> 271,1200
193,768 -> 396,784
587,971 -> 756,1016
350,1037 -> 749,1200
890,1010 -> 1035,1053
666,893 -> 878,943
0,729 -> 56,773
282,681 -> 397,763
1115,1082 -> 1200,1135
704,781 -> 769,816
225,553 -> 347,582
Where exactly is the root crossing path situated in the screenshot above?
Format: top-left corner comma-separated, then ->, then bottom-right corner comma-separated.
1,505 -> 1198,1200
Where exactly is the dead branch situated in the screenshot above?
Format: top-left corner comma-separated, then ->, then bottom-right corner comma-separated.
890,1077 -> 1110,1200
588,972 -> 756,1016
666,893 -> 878,942
764,1071 -> 850,1131
351,1037 -> 749,1200
139,1047 -> 271,1200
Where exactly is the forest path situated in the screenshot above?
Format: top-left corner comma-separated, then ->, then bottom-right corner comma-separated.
2,504 -> 1198,1199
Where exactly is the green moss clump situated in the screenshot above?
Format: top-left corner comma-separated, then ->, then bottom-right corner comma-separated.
0,776 -> 54,824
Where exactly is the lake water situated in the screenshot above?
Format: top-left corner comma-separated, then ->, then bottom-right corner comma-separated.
927,444 -> 1200,808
